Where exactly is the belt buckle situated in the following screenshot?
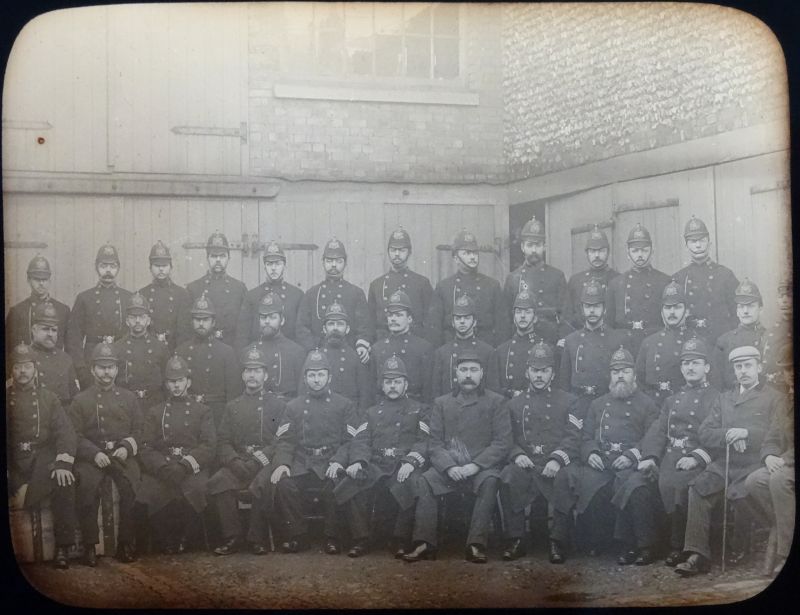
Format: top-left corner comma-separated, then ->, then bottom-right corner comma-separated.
533,445 -> 544,455
20,442 -> 32,452
631,321 -> 644,330
609,443 -> 623,453
169,447 -> 183,456
105,441 -> 116,451
136,390 -> 146,399
383,448 -> 396,457
103,335 -> 114,344
245,445 -> 256,455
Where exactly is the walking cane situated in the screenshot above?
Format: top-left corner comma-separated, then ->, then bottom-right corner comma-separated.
721,442 -> 731,573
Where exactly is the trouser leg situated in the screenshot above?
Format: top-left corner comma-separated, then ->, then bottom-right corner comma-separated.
683,486 -> 719,560
669,506 -> 688,551
769,465 -> 795,559
466,477 -> 499,548
246,494 -> 271,545
585,482 -> 615,550
393,505 -> 414,542
320,479 -> 341,540
411,479 -> 439,547
110,473 -> 137,544
214,491 -> 242,540
628,486 -> 660,549
275,475 -> 309,539
551,509 -> 572,545
51,482 -> 78,547
346,489 -> 372,542
499,481 -> 526,539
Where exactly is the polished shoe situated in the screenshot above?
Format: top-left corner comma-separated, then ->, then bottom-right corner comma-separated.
53,547 -> 70,569
664,550 -> 687,567
465,543 -> 488,564
402,541 -> 437,563
347,541 -> 368,558
725,549 -> 748,566
502,538 -> 526,561
280,538 -> 306,553
163,540 -> 187,555
393,541 -> 410,559
675,553 -> 710,577
251,543 -> 269,556
115,542 -> 137,563
81,545 -> 98,567
213,537 -> 241,556
324,539 -> 340,555
549,540 -> 565,565
635,548 -> 657,566
617,550 -> 638,565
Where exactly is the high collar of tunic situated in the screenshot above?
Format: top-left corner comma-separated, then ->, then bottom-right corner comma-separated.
152,277 -> 173,288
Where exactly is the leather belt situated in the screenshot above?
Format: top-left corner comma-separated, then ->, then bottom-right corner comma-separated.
601,442 -> 625,455
531,444 -> 545,455
630,321 -> 645,330
669,436 -> 690,449
169,446 -> 185,456
102,440 -> 117,451
244,444 -> 261,454
304,445 -> 330,457
573,385 -> 598,396
380,448 -> 398,457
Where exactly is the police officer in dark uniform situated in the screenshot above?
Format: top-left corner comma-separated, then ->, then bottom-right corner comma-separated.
637,337 -> 719,567
672,216 -> 739,343
368,228 -> 437,345
113,292 -> 170,413
175,293 -> 241,426
763,279 -> 792,388
559,279 -> 627,423
606,224 -> 671,357
714,279 -> 768,390
429,229 -> 510,347
334,355 -> 430,558
29,302 -> 80,407
186,232 -> 248,347
490,290 -> 560,399
249,293 -> 306,400
68,342 -> 142,565
66,243 -> 133,390
431,294 -> 496,398
209,345 -> 287,556
139,240 -> 192,351
138,355 -> 216,555
567,226 -> 619,329
236,240 -> 303,349
270,350 -> 358,554
371,290 -> 434,404
676,346 -> 786,576
317,301 -> 375,410
296,238 -> 374,360
7,343 -> 78,569
504,216 -> 571,335
403,348 -> 511,564
6,255 -> 70,350
499,342 -> 580,564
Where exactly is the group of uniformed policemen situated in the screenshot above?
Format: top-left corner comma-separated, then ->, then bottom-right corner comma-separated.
5,215 -> 793,577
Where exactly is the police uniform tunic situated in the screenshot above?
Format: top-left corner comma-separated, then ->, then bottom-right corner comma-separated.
138,394 -> 216,516
429,271 -> 510,347
113,333 -> 169,411
371,332 -> 434,403
6,295 -> 70,349
431,335 -> 495,398
714,323 -> 767,390
672,259 -> 739,343
175,335 -> 241,423
235,279 -> 303,349
66,283 -> 133,381
635,326 -> 693,405
504,262 -> 570,328
762,315 -> 792,388
139,278 -> 192,350
32,344 -> 80,407
316,343 -> 375,410
606,266 -> 671,355
251,333 -> 306,400
186,272 -> 248,347
490,323 -> 560,398
296,278 -> 374,351
368,268 -> 436,344
567,267 -> 619,329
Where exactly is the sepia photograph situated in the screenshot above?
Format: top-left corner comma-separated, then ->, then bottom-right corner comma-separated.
2,1 -> 794,608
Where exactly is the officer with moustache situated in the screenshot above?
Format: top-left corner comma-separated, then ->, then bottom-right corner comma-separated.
7,343 -> 78,569
187,232 -> 248,347
637,337 -> 719,567
248,293 -> 306,400
567,226 -> 619,329
504,217 -> 571,335
499,342 -> 580,564
139,240 -> 192,351
66,244 -> 133,390
175,293 -> 241,426
371,290 -> 434,404
763,280 -> 792,389
6,255 -> 70,350
236,241 -> 303,349
429,230 -> 510,347
296,238 -> 374,362
29,302 -> 80,407
369,228 -> 437,345
209,345 -> 287,556
270,350 -> 358,555
672,216 -> 739,343
431,294 -> 496,398
403,348 -> 511,564
138,355 -> 216,555
490,290 -> 560,399
606,224 -> 671,356
334,355 -> 430,558
68,342 -> 141,565
113,292 -> 170,413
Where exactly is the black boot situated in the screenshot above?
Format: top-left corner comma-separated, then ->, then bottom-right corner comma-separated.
213,537 -> 241,556
115,541 -> 137,563
502,538 -> 526,561
81,545 -> 97,567
54,547 -> 69,569
675,553 -> 710,577
402,541 -> 437,562
549,540 -> 565,564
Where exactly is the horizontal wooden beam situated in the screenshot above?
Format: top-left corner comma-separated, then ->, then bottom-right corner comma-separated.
613,197 -> 678,214
570,220 -> 614,235
751,180 -> 790,195
4,241 -> 48,249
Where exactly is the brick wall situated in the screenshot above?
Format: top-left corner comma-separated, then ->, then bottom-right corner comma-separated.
502,3 -> 788,180
247,3 -> 505,183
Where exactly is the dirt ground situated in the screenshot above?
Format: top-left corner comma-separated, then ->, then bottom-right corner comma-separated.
16,541 -> 781,609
